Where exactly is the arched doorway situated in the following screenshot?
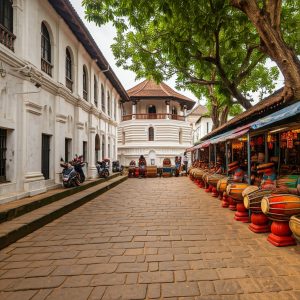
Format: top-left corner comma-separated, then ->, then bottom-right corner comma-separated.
95,134 -> 100,163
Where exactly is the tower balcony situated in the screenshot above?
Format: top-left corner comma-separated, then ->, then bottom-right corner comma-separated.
122,113 -> 185,121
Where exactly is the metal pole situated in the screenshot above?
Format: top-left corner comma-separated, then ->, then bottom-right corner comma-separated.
247,132 -> 251,185
277,133 -> 281,176
208,145 -> 211,167
225,142 -> 228,176
214,144 -> 217,165
264,132 -> 268,163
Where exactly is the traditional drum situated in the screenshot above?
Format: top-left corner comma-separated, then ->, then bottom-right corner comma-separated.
261,194 -> 300,221
147,166 -> 157,178
228,161 -> 239,172
256,162 -> 274,174
289,215 -> 300,241
242,185 -> 259,198
207,174 -> 224,187
217,177 -> 229,193
243,189 -> 271,211
226,183 -> 249,202
261,194 -> 300,246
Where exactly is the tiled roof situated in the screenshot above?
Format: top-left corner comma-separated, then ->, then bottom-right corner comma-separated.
127,80 -> 195,109
48,0 -> 129,101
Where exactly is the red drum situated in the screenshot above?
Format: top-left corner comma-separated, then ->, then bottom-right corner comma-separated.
261,194 -> 300,221
226,183 -> 249,202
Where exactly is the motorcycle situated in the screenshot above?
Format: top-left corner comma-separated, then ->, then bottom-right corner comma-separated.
112,160 -> 124,174
60,161 -> 80,188
73,156 -> 85,183
96,159 -> 110,178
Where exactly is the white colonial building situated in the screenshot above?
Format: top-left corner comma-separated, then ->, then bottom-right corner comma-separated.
118,80 -> 195,166
0,0 -> 128,202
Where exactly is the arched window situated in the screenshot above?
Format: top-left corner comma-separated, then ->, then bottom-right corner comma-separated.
94,75 -> 98,106
0,0 -> 14,50
148,127 -> 154,141
107,91 -> 111,116
83,65 -> 88,101
41,22 -> 52,76
171,106 -> 178,119
65,48 -> 73,91
101,84 -> 105,111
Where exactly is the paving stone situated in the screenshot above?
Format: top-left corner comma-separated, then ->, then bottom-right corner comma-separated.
46,287 -> 93,300
116,263 -> 148,273
25,266 -> 55,277
0,290 -> 38,300
84,263 -> 117,274
175,254 -> 203,261
159,261 -> 190,271
149,262 -> 159,272
186,269 -> 219,281
217,267 -> 247,279
90,273 -> 126,286
30,289 -> 52,300
1,268 -> 31,279
51,265 -> 86,276
62,275 -> 93,287
198,280 -> 216,295
146,254 -> 173,262
174,270 -> 186,281
77,256 -> 110,265
6,276 -> 66,291
213,280 -> 243,295
139,271 -> 173,283
102,284 -> 147,300
124,248 -> 144,255
109,255 -> 136,263
161,282 -> 200,297
237,278 -> 262,293
125,273 -> 138,284
147,283 -> 161,298
88,286 -> 106,300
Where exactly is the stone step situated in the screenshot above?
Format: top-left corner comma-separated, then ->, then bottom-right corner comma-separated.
0,175 -> 127,250
0,173 -> 121,224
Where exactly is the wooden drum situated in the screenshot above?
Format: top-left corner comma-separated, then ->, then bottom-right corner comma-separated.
242,186 -> 259,198
244,189 -> 271,212
217,177 -> 228,192
226,183 -> 249,202
261,194 -> 300,221
207,174 -> 224,187
289,214 -> 300,241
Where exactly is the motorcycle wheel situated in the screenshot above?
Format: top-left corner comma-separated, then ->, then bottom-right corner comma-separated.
103,170 -> 109,178
63,181 -> 70,188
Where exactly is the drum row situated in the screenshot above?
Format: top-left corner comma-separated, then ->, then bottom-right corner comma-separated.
190,169 -> 300,246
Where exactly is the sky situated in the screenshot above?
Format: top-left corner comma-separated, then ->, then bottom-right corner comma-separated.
69,0 -> 199,103
69,0 -> 284,107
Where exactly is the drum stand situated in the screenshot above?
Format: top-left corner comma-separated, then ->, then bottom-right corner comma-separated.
248,213 -> 270,233
221,192 -> 229,208
267,221 -> 297,247
234,202 -> 250,223
228,197 -> 237,211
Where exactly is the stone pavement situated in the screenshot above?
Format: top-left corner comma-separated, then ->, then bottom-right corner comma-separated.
0,177 -> 299,300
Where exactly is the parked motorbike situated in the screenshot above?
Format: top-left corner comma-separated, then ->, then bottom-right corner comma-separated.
73,155 -> 85,183
112,160 -> 124,174
60,161 -> 80,188
96,159 -> 110,178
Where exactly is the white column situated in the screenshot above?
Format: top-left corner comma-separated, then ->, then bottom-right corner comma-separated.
132,101 -> 136,120
184,105 -> 187,121
165,101 -> 170,119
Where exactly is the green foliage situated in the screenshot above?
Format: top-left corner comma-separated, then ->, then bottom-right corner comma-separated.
82,0 -> 298,126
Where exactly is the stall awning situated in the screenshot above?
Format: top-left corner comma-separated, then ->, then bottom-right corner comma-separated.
251,101 -> 300,130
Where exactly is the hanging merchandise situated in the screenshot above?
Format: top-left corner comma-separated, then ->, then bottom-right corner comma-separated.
286,131 -> 294,149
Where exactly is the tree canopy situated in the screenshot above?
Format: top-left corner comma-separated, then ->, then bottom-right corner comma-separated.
83,0 -> 300,128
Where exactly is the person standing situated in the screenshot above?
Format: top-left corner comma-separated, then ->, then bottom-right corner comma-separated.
183,152 -> 188,176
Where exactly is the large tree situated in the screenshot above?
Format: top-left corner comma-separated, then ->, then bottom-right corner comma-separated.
230,0 -> 300,99
83,0 -> 299,129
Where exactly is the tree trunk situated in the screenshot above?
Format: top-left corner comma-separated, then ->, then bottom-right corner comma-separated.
231,0 -> 300,100
211,104 -> 220,130
220,105 -> 229,125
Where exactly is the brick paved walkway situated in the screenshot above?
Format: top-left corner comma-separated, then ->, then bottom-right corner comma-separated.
0,177 -> 299,300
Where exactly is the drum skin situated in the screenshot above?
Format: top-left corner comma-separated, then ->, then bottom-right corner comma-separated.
261,194 -> 300,221
226,183 -> 249,202
289,215 -> 300,241
207,174 -> 224,186
242,186 -> 259,198
244,189 -> 271,211
217,178 -> 228,192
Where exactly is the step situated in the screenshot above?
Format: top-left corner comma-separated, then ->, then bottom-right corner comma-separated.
0,175 -> 127,250
0,173 -> 121,224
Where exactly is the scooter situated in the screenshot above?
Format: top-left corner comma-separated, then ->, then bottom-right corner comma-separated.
60,161 -> 80,188
73,156 -> 85,183
96,160 -> 110,178
112,160 -> 124,174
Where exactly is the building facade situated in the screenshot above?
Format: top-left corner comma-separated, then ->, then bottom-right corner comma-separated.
0,0 -> 128,202
118,80 -> 195,166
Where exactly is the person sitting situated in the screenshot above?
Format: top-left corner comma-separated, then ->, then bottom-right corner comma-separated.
138,155 -> 147,178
